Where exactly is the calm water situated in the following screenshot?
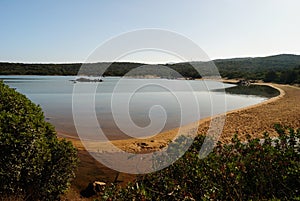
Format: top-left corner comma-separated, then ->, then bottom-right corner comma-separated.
0,76 -> 279,140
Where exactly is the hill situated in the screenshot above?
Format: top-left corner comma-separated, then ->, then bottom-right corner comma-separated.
0,54 -> 299,83
213,54 -> 300,80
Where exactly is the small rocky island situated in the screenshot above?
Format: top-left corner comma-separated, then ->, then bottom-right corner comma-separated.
71,77 -> 103,83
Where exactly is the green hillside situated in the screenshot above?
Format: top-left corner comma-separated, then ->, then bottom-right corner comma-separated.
214,54 -> 300,80
1,54 -> 299,83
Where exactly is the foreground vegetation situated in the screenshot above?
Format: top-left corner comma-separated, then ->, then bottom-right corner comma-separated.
99,125 -> 299,200
0,82 -> 78,200
1,54 -> 300,84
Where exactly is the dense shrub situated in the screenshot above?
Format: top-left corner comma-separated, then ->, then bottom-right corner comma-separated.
0,82 -> 78,200
101,125 -> 300,200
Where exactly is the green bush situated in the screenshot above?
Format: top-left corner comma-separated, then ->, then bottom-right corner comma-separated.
101,125 -> 300,200
0,82 -> 78,200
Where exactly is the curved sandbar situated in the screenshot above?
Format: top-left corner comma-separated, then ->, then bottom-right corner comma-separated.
61,82 -> 299,153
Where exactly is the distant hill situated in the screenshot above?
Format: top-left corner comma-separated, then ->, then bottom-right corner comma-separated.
213,54 -> 300,79
166,54 -> 300,81
0,62 -> 144,76
0,54 -> 299,83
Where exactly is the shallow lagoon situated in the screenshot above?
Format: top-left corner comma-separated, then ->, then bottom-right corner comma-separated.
0,76 -> 279,140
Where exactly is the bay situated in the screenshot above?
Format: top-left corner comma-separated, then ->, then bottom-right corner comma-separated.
0,76 -> 278,140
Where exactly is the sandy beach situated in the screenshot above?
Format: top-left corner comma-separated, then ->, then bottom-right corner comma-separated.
197,83 -> 299,142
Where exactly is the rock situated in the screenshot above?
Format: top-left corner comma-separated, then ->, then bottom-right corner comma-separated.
93,181 -> 106,192
138,142 -> 148,146
237,79 -> 251,86
80,181 -> 106,198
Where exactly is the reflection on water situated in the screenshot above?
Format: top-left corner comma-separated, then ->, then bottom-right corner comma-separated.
0,76 -> 279,140
215,85 -> 280,98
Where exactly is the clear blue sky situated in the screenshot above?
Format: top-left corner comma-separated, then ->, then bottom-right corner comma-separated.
0,0 -> 299,63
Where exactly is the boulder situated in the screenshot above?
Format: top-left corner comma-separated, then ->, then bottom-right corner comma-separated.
80,181 -> 106,198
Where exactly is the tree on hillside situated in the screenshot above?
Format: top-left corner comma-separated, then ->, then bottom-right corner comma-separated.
279,70 -> 298,84
0,82 -> 78,200
263,70 -> 278,82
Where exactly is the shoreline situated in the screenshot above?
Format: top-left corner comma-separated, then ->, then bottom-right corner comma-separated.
200,82 -> 299,143
60,81 -> 298,154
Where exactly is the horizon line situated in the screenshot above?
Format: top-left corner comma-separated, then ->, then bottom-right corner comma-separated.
0,53 -> 299,65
